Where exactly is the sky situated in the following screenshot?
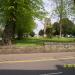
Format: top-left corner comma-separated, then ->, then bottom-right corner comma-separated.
34,0 -> 57,34
34,0 -> 75,35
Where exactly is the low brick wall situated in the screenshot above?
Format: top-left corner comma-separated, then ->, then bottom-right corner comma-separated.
0,42 -> 75,54
44,42 -> 75,52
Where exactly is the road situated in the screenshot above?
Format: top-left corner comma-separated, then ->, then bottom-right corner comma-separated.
0,52 -> 75,75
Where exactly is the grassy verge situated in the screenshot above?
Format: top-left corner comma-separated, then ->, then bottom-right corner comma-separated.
15,37 -> 75,46
0,37 -> 75,54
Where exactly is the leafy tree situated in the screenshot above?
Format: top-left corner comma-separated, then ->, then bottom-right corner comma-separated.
60,18 -> 74,36
46,26 -> 53,38
53,0 -> 74,37
0,29 -> 2,37
53,18 -> 74,36
39,29 -> 44,36
0,0 -> 44,45
74,0 -> 75,3
53,22 -> 60,35
16,14 -> 35,39
72,25 -> 75,36
54,0 -> 66,37
30,31 -> 35,37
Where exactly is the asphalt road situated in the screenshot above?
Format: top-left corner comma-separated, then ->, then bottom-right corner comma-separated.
0,52 -> 75,75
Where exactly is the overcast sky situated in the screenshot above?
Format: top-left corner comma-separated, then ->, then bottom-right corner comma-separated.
34,0 -> 75,35
34,0 -> 57,34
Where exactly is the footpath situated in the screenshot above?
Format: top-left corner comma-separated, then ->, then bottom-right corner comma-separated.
0,52 -> 75,63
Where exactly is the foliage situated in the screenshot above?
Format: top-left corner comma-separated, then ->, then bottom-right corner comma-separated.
72,25 -> 75,36
39,29 -> 44,36
30,31 -> 35,37
53,18 -> 74,36
54,0 -> 67,18
16,14 -> 35,39
53,0 -> 74,37
46,27 -> 53,38
53,22 -> 60,35
0,0 -> 45,44
60,18 -> 74,36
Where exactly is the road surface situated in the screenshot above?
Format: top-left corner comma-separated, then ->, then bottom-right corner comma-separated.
0,52 -> 75,75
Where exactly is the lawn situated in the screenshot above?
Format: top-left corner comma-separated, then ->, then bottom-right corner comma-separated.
15,37 -> 75,46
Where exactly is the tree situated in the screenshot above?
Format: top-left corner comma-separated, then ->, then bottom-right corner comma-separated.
53,18 -> 74,37
44,18 -> 51,37
0,0 -> 44,45
55,0 -> 67,37
39,29 -> 44,36
46,26 -> 53,38
30,31 -> 35,37
1,0 -> 17,45
54,0 -> 75,37
53,22 -> 60,35
60,18 -> 74,36
72,25 -> 75,36
16,14 -> 35,39
74,0 -> 75,3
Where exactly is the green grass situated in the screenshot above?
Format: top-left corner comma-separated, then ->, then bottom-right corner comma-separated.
15,38 -> 44,47
15,37 -> 75,46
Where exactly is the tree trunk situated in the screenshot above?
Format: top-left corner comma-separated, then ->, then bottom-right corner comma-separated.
2,0 -> 16,45
59,23 -> 62,37
2,21 -> 15,45
17,31 -> 23,40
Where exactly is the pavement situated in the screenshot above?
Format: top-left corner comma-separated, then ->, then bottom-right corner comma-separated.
0,52 -> 75,62
0,52 -> 75,75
